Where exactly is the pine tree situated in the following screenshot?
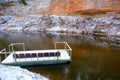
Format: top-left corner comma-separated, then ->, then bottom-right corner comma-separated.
19,0 -> 27,5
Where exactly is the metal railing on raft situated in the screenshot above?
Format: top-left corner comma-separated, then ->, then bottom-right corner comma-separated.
8,43 -> 25,52
0,48 -> 6,62
55,42 -> 72,60
0,43 -> 25,62
0,48 -> 12,62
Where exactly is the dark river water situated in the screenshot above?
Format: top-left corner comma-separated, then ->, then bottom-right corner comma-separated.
0,32 -> 120,80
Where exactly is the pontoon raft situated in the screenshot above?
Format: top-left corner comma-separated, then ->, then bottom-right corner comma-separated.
0,42 -> 72,66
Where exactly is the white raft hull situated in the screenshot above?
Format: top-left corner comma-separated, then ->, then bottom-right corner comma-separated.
1,50 -> 71,66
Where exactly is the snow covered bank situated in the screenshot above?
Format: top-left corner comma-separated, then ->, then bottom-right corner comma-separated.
0,64 -> 48,80
0,14 -> 120,37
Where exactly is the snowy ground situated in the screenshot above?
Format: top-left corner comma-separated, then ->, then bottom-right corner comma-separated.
0,14 -> 120,37
0,64 -> 49,80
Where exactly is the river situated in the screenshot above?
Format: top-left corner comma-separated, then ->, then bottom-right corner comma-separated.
0,32 -> 120,80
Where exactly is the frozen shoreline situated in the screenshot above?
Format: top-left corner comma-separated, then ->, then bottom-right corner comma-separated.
0,14 -> 120,37
0,64 -> 48,80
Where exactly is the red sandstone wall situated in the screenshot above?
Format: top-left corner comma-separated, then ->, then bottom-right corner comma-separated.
50,0 -> 120,14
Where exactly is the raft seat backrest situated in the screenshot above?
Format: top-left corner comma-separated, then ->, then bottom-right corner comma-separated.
13,51 -> 60,59
19,53 -> 25,58
16,54 -> 19,58
38,53 -> 44,57
55,51 -> 60,56
25,53 -> 31,58
49,52 -> 54,56
13,54 -> 19,58
44,52 -> 49,57
31,53 -> 37,57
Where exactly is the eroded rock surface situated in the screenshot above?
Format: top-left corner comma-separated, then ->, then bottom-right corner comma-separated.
0,14 -> 120,37
50,0 -> 120,14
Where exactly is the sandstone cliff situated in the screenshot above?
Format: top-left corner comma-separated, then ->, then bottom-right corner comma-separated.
1,0 -> 120,15
50,0 -> 120,14
0,0 -> 120,37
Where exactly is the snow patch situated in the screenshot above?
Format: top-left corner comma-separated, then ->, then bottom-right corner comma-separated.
0,64 -> 49,80
0,14 -> 120,37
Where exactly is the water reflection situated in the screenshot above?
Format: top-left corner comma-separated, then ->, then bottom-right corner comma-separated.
0,32 -> 120,80
0,32 -> 120,49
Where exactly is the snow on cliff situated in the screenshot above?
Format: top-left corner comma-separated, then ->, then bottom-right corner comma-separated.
0,14 -> 120,37
0,64 -> 48,80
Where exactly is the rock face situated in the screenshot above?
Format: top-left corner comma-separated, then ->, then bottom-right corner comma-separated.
1,0 -> 120,15
0,0 -> 50,16
0,0 -> 17,4
0,0 -> 120,37
0,14 -> 120,37
50,0 -> 120,14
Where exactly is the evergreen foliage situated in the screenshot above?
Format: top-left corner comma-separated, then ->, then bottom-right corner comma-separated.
19,0 -> 27,5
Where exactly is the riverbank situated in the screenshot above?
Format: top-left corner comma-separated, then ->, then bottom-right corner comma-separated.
0,13 -> 120,37
0,64 -> 48,80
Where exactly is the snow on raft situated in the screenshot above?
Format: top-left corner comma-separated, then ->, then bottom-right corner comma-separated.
0,64 -> 48,80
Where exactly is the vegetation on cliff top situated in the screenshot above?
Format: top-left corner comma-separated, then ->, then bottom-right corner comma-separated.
0,0 -> 27,5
